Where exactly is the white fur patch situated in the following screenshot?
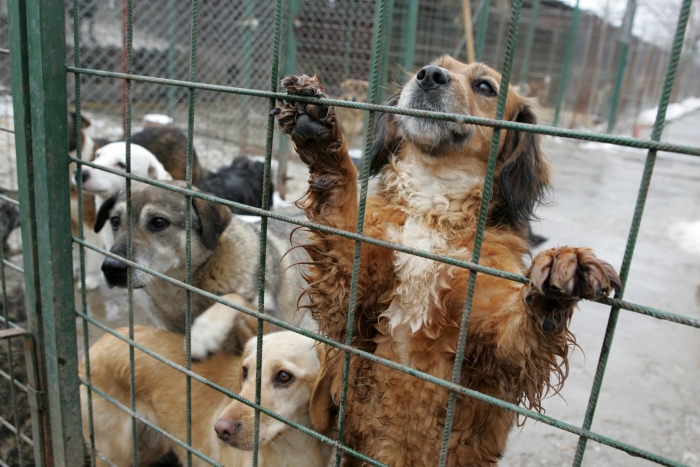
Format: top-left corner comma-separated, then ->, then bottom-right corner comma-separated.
380,157 -> 475,361
190,305 -> 237,359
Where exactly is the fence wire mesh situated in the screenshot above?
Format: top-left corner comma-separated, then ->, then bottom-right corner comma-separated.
1,0 -> 700,466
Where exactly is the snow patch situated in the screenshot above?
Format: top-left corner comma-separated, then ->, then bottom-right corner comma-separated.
668,220 -> 700,256
638,97 -> 700,126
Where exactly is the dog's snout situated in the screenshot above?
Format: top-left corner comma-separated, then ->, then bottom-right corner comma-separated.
101,251 -> 128,288
80,167 -> 91,182
416,65 -> 450,90
214,419 -> 242,442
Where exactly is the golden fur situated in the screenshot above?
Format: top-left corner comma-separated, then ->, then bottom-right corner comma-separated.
80,298 -> 334,467
274,56 -> 621,466
335,79 -> 370,149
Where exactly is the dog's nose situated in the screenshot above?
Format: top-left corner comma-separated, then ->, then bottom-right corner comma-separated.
101,255 -> 128,287
214,419 -> 242,442
80,168 -> 91,183
416,65 -> 450,90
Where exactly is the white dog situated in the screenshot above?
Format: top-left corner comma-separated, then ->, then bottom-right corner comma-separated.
75,142 -> 172,289
78,142 -> 172,198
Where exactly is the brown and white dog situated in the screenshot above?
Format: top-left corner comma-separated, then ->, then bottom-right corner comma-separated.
274,55 -> 621,466
80,315 -> 334,467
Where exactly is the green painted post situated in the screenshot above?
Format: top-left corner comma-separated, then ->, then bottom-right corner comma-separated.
23,0 -> 84,464
606,0 -> 636,134
519,0 -> 541,92
167,0 -> 177,118
402,0 -> 419,80
553,0 -> 580,127
378,0 -> 395,104
276,0 -> 301,199
7,0 -> 50,464
342,3 -> 356,80
475,0 -> 491,62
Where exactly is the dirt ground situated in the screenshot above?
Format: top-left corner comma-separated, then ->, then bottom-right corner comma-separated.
1,108 -> 699,466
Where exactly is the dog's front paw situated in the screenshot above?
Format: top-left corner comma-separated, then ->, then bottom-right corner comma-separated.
525,247 -> 621,303
190,312 -> 229,360
273,74 -> 346,168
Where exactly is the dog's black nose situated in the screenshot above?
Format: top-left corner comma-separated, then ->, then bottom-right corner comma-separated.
101,255 -> 128,287
80,167 -> 90,183
416,65 -> 450,90
214,419 -> 242,442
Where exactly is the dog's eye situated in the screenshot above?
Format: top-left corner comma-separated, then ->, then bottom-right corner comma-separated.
110,216 -> 120,231
275,370 -> 294,385
242,367 -> 248,380
473,80 -> 496,97
149,217 -> 170,232
115,161 -> 126,169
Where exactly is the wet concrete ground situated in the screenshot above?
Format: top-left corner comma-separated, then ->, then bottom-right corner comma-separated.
71,112 -> 700,466
501,112 -> 700,467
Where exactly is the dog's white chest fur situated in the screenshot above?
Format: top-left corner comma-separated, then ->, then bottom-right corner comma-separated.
380,157 -> 477,364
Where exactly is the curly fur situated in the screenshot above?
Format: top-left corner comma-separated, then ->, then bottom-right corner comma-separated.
274,58 -> 621,466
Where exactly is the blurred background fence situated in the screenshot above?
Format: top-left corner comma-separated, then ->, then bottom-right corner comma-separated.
1,0 -> 700,190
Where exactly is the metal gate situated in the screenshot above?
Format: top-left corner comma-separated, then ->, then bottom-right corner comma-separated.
2,0 -> 700,466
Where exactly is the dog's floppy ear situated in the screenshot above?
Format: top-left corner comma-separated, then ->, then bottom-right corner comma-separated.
369,92 -> 403,176
494,98 -> 550,229
309,345 -> 337,434
191,196 -> 232,250
94,195 -> 118,233
147,160 -> 173,181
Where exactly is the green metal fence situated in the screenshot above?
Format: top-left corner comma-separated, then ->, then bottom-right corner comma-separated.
1,0 -> 700,466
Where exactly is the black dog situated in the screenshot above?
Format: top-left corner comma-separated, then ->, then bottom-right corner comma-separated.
197,156 -> 272,215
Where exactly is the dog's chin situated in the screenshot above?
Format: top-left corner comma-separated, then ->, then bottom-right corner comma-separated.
224,436 -> 253,451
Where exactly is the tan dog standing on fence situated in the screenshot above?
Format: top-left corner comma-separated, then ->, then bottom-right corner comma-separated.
80,314 -> 334,467
274,55 -> 621,466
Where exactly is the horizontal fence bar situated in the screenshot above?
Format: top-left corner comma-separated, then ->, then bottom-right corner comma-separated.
71,239 -> 693,466
0,126 -> 14,134
0,48 -> 9,55
3,260 -> 25,274
65,67 -> 700,157
0,194 -> 20,205
0,367 -> 29,393
0,315 -> 21,329
75,300 -> 689,467
0,415 -> 34,447
69,159 -> 700,329
76,312 -> 389,467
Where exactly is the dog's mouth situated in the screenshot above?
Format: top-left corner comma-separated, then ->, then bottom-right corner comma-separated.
396,82 -> 472,153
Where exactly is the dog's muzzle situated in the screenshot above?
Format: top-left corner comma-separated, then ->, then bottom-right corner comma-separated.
101,253 -> 129,288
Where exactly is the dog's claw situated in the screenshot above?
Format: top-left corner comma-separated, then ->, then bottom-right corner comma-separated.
526,247 -> 621,302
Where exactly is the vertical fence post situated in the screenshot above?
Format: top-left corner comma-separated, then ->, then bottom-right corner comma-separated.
475,0 -> 491,61
342,1 -> 356,80
22,0 -> 84,464
167,0 -> 177,118
401,0 -> 419,80
553,0 -> 580,127
518,0 -> 540,92
378,0 -> 395,103
7,0 -> 50,464
606,0 -> 636,134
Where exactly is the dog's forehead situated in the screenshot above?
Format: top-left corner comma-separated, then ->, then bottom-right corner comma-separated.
243,332 -> 320,374
433,56 -> 501,82
114,184 -> 185,215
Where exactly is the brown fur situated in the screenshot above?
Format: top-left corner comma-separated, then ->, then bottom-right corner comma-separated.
274,57 -> 621,466
80,313 -> 333,467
